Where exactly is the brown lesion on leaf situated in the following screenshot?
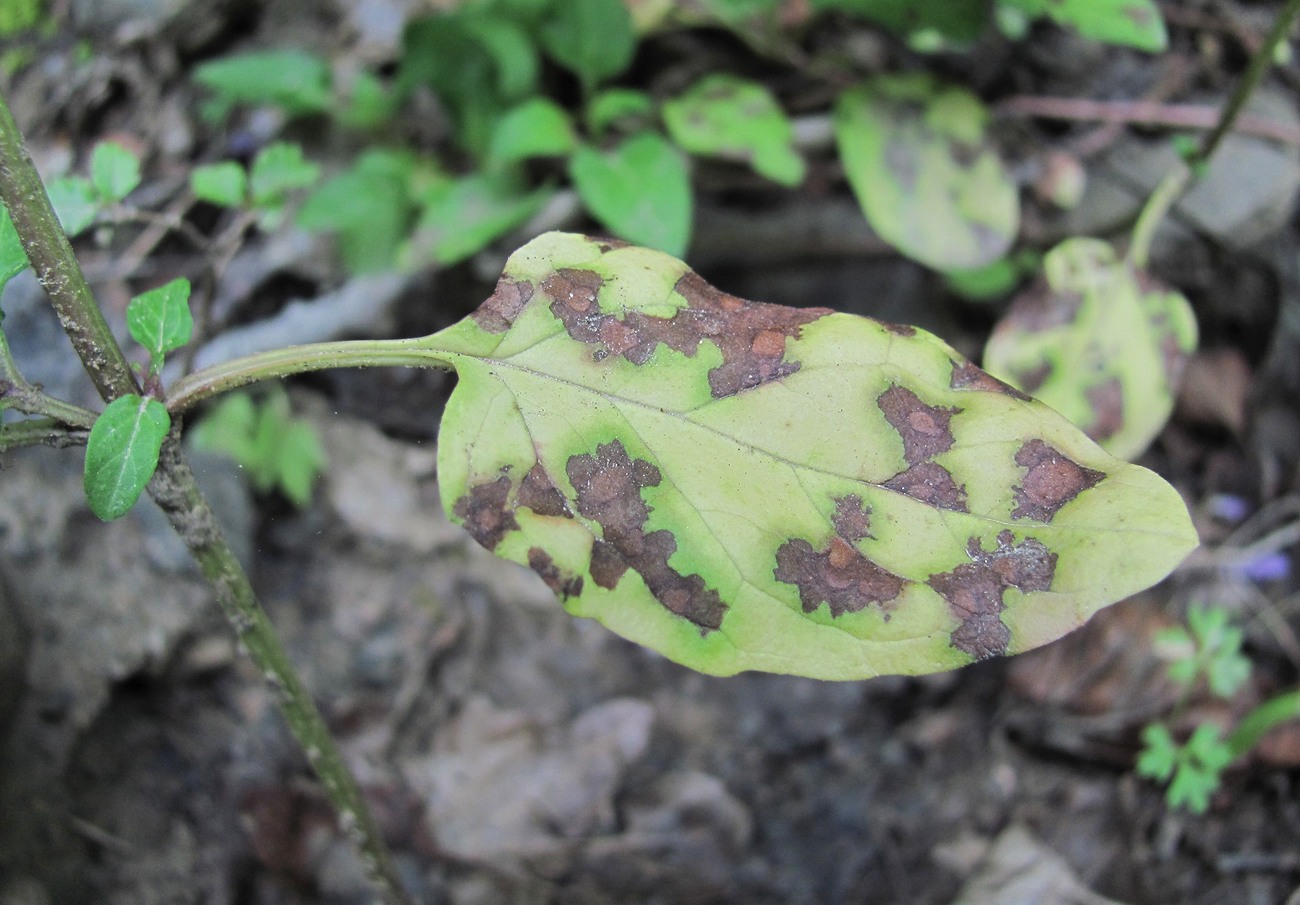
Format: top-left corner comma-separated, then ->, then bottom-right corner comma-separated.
949,359 -> 1032,401
528,548 -> 584,600
882,462 -> 968,512
471,277 -> 534,334
881,321 -> 917,337
1012,439 -> 1106,522
540,263 -> 830,399
518,464 -> 571,518
453,475 -> 519,551
567,440 -> 728,632
927,530 -> 1056,660
773,496 -> 907,618
1085,378 -> 1124,443
877,385 -> 961,466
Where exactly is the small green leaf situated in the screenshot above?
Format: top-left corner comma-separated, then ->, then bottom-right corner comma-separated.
487,98 -> 578,167
1,203 -> 27,294
943,257 -> 1024,302
586,88 -> 655,137
84,394 -> 170,521
126,278 -> 193,371
297,150 -> 418,273
662,74 -> 805,187
90,141 -> 141,203
193,50 -> 333,117
191,161 -> 249,207
982,238 -> 1198,460
999,0 -> 1166,51
46,175 -> 98,236
570,133 -> 692,256
421,233 -> 1197,680
539,0 -> 635,89
190,389 -> 325,507
1136,723 -> 1178,781
338,70 -> 396,129
834,74 -> 1019,270
249,142 -> 321,229
402,173 -> 550,268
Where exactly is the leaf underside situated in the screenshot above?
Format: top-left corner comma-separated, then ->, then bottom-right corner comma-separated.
427,232 -> 1197,680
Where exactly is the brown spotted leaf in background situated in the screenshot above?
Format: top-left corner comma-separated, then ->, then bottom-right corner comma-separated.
416,233 -> 1197,679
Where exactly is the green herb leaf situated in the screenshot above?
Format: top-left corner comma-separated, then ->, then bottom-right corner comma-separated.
402,172 -> 550,268
90,141 -> 141,203
982,238 -> 1197,460
297,150 -> 418,273
422,233 -> 1197,680
84,394 -> 170,521
813,0 -> 989,50
0,203 -> 27,295
663,74 -> 805,187
587,89 -> 655,138
539,0 -> 635,89
487,98 -> 578,167
834,74 -> 1019,270
126,278 -> 193,372
250,142 -> 321,206
190,388 -> 325,507
46,175 -> 98,236
193,50 -> 333,117
999,0 -> 1166,51
570,133 -> 692,257
191,161 -> 248,207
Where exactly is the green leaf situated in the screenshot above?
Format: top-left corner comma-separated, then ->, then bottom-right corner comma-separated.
46,175 -> 98,236
190,161 -> 248,207
402,173 -> 550,268
338,70 -> 396,129
586,88 -> 655,137
487,98 -> 578,167
834,75 -> 1019,271
297,150 -> 418,273
1136,723 -> 1177,781
249,142 -> 321,228
84,394 -> 170,521
1,203 -> 27,295
982,238 -> 1198,460
421,232 -> 1198,680
90,141 -> 141,202
999,0 -> 1166,51
190,389 -> 325,507
662,74 -> 805,187
539,0 -> 636,89
570,133 -> 692,257
192,50 -> 333,117
126,278 -> 193,371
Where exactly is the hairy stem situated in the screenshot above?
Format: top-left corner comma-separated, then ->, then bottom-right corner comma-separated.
165,337 -> 455,414
0,86 -> 413,905
147,432 -> 412,905
0,91 -> 138,401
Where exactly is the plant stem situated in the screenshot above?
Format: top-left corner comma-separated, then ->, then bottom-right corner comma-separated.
0,417 -> 89,452
1127,0 -> 1300,268
0,91 -> 138,402
146,431 -> 413,905
1195,0 -> 1300,167
165,337 -> 454,414
1227,688 -> 1300,760
0,86 -> 414,904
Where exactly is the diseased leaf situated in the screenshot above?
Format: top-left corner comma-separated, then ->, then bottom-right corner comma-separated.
422,233 -> 1197,680
834,74 -> 1019,270
570,133 -> 692,257
84,394 -> 170,521
662,74 -> 805,187
982,238 -> 1197,460
999,0 -> 1166,51
90,141 -> 141,203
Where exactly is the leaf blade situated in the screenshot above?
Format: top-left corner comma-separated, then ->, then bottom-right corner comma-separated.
424,233 -> 1198,680
84,394 -> 170,521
